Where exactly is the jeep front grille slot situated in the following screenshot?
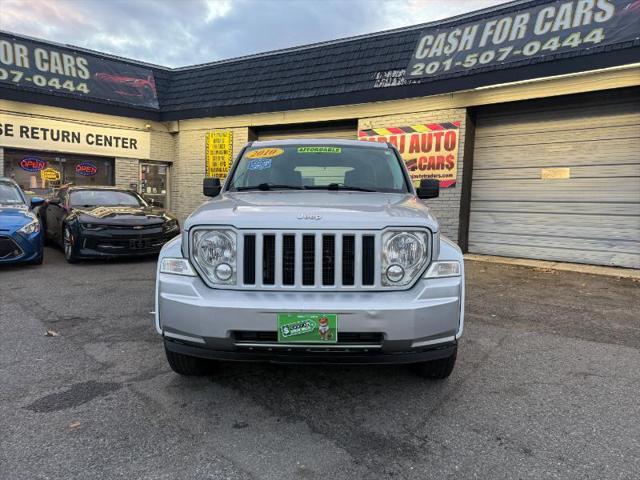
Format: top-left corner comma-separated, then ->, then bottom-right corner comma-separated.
282,234 -> 295,286
243,234 -> 256,284
322,235 -> 335,286
235,230 -> 429,290
302,235 -> 315,286
342,235 -> 355,286
362,235 -> 375,286
263,234 -> 276,285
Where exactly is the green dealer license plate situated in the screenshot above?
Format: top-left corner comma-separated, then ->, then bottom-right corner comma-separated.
277,313 -> 338,344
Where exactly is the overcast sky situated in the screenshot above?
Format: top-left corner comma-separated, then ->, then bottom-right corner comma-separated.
0,0 -> 510,67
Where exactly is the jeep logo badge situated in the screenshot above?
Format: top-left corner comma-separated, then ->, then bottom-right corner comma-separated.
297,213 -> 322,221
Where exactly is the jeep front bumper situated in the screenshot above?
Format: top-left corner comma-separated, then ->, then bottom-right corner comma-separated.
156,271 -> 463,365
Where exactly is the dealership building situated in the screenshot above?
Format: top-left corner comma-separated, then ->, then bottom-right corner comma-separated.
0,0 -> 638,268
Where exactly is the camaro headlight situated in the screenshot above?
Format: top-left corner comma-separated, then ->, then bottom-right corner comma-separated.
424,261 -> 461,278
18,218 -> 40,235
382,231 -> 429,286
191,229 -> 237,285
80,223 -> 105,231
163,219 -> 179,232
160,257 -> 196,276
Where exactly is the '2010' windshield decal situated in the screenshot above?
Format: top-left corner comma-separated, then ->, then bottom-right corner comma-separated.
246,148 -> 284,159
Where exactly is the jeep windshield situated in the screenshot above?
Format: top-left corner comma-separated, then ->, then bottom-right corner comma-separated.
227,144 -> 410,193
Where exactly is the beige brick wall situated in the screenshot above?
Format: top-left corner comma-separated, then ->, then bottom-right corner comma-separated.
114,157 -> 140,189
359,108 -> 467,243
172,126 -> 249,221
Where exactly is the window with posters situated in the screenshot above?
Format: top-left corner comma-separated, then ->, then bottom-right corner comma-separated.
4,149 -> 115,197
358,122 -> 461,188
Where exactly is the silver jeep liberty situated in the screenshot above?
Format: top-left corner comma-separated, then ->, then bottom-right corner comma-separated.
155,139 -> 464,379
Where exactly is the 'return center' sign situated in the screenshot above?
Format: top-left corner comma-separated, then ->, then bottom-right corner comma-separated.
358,122 -> 461,188
205,130 -> 234,178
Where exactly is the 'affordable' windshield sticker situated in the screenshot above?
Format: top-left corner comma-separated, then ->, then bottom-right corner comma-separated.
246,148 -> 284,159
247,158 -> 272,170
297,147 -> 342,154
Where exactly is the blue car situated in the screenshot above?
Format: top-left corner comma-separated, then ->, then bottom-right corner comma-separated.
0,177 -> 45,265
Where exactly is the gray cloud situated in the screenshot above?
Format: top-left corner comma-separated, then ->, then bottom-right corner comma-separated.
0,0 -> 510,67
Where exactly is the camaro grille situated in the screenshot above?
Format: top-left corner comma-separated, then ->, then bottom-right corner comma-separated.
237,230 -> 386,290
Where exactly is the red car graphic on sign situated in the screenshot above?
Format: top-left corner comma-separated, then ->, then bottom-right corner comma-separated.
93,72 -> 157,103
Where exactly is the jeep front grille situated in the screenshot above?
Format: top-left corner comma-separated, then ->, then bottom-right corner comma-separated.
238,230 -> 382,290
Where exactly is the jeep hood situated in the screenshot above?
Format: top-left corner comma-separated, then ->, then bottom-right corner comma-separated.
184,192 -> 439,232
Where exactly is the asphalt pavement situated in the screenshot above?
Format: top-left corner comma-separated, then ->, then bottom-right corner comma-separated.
1,246 -> 639,480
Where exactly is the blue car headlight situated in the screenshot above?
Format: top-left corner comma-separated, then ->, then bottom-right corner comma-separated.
18,218 -> 41,235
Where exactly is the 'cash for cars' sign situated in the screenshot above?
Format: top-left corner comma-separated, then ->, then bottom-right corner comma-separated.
205,130 -> 234,178
358,122 -> 461,188
0,33 -> 159,108
407,0 -> 640,79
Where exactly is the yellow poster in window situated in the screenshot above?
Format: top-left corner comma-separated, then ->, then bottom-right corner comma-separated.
205,130 -> 234,178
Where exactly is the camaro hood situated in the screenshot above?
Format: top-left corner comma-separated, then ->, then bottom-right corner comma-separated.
0,204 -> 34,232
184,191 -> 439,231
74,206 -> 170,226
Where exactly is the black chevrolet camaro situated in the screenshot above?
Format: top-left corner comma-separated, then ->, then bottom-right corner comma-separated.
40,186 -> 180,263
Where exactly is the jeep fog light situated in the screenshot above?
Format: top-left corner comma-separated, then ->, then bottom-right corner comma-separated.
160,258 -> 196,276
215,263 -> 233,281
386,265 -> 404,282
425,261 -> 461,278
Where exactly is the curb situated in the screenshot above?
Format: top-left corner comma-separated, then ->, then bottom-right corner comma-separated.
464,254 -> 640,280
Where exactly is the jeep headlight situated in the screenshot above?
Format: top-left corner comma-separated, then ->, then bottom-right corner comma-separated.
192,229 -> 237,285
382,231 -> 429,286
18,218 -> 40,235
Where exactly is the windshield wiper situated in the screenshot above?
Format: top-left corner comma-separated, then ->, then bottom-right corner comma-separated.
235,183 -> 304,191
305,183 -> 376,193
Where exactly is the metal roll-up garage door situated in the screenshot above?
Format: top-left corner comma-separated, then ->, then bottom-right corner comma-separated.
256,122 -> 357,141
469,89 -> 640,269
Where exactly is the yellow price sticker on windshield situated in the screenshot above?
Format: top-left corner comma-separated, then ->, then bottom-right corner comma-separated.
246,148 -> 284,159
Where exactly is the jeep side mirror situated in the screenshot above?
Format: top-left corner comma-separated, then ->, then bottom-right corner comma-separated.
203,177 -> 222,197
416,179 -> 439,199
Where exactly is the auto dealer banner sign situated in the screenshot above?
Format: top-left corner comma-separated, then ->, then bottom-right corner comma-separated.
0,33 -> 159,108
407,0 -> 640,78
359,122 -> 461,188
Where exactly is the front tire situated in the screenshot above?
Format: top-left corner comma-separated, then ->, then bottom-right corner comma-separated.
63,225 -> 78,263
413,346 -> 457,379
165,347 -> 209,376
